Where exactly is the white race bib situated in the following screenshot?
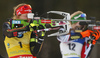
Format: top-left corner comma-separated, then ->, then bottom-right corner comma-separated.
60,42 -> 83,58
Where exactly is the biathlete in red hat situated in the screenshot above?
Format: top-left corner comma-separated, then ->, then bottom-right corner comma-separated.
2,3 -> 45,58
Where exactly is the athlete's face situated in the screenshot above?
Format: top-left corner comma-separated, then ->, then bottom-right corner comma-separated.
17,13 -> 31,22
75,22 -> 85,30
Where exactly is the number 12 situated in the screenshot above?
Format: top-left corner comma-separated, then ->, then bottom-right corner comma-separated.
68,43 -> 76,51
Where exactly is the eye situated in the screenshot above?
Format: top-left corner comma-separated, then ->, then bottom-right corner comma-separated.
25,15 -> 27,17
22,14 -> 27,17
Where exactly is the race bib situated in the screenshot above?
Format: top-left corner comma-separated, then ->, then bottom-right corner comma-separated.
60,42 -> 83,58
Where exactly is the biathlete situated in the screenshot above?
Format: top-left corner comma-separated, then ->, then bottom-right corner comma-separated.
57,11 -> 100,58
2,3 -> 45,58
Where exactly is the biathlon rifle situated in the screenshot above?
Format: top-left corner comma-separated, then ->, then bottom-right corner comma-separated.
10,13 -> 60,32
47,11 -> 96,37
45,11 -> 72,37
80,17 -> 100,30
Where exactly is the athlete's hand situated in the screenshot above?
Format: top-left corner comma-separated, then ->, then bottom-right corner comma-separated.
92,30 -> 100,40
91,30 -> 100,45
28,23 -> 39,31
80,30 -> 93,38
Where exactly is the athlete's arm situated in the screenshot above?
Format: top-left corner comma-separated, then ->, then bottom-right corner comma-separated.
2,22 -> 29,38
57,34 -> 70,42
30,31 -> 44,56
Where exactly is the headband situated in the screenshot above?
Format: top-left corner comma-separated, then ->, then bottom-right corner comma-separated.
16,5 -> 32,16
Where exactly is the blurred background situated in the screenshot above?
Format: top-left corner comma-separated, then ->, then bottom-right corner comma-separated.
0,0 -> 100,58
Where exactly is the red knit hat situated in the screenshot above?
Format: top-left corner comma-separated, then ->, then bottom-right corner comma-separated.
16,5 -> 32,16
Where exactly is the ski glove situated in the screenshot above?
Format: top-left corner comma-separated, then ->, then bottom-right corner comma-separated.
80,30 -> 93,38
29,23 -> 39,31
92,30 -> 100,45
92,30 -> 100,40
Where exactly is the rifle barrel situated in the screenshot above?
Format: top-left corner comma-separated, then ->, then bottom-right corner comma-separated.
51,19 -> 92,22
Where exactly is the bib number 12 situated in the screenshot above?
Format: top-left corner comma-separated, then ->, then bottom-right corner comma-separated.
68,43 -> 76,51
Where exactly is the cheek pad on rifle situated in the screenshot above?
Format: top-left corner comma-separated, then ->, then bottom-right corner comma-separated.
11,19 -> 29,29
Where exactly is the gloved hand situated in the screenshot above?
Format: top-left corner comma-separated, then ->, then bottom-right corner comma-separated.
80,30 -> 93,38
28,23 -> 39,31
91,30 -> 100,45
92,30 -> 100,40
